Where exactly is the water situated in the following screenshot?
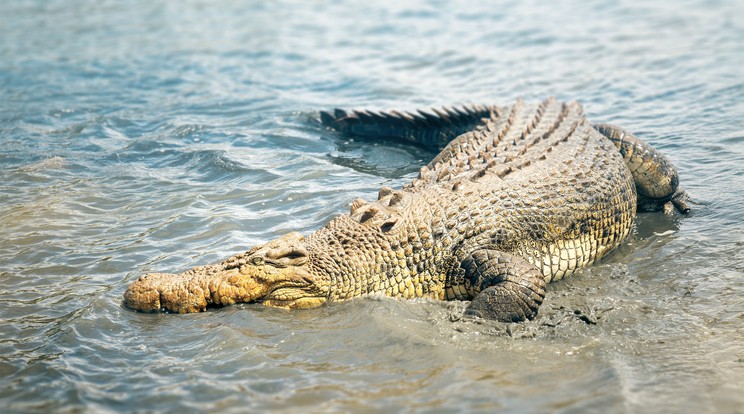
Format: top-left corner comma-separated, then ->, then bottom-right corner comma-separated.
1,0 -> 743,412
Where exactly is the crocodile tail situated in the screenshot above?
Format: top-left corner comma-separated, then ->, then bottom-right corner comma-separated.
593,123 -> 690,214
320,104 -> 497,151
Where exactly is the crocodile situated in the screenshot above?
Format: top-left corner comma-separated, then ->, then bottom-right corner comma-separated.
123,97 -> 690,322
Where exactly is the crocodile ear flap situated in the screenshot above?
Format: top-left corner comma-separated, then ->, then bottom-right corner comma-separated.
265,245 -> 309,266
263,232 -> 309,266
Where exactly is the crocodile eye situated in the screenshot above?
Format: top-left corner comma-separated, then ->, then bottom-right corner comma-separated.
251,256 -> 265,266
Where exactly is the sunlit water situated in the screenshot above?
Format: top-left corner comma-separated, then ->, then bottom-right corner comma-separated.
1,0 -> 743,412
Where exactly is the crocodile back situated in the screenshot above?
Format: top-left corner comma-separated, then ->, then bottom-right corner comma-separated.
408,98 -> 637,283
310,98 -> 637,302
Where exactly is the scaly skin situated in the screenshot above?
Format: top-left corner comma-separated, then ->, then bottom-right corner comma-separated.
124,98 -> 690,322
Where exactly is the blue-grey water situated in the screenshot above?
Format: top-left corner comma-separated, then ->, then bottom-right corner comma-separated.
1,0 -> 743,412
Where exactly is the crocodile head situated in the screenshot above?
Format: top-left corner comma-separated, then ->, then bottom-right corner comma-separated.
123,232 -> 330,313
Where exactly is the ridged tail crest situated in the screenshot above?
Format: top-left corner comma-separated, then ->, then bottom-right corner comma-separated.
320,104 -> 497,150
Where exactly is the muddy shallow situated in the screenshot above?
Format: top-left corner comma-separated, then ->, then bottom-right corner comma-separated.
1,0 -> 743,412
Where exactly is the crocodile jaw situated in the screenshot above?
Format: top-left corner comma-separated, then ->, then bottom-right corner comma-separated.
123,231 -> 331,313
123,264 -> 327,313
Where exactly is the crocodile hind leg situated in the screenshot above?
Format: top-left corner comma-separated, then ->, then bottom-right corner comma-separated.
594,124 -> 691,214
459,249 -> 547,322
320,104 -> 497,151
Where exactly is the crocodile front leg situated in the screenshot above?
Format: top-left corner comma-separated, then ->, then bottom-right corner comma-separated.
460,249 -> 547,322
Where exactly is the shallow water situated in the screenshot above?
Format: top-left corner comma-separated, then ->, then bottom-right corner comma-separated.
1,0 -> 743,412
